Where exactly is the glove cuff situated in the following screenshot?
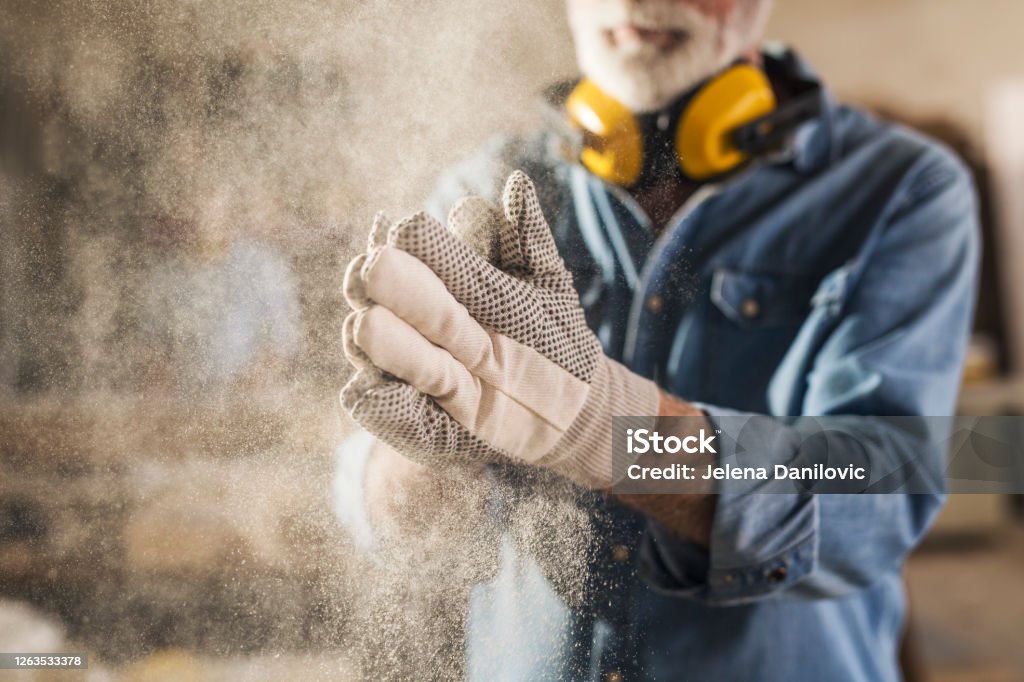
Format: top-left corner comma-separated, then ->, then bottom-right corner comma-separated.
545,358 -> 661,489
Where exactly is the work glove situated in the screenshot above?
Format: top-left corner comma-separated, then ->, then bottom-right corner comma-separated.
340,171 -> 660,489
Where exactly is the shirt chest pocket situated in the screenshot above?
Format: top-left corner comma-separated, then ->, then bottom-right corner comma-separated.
674,268 -> 819,407
710,268 -> 817,329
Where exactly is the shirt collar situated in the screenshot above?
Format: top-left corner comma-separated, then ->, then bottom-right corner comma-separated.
762,43 -> 840,175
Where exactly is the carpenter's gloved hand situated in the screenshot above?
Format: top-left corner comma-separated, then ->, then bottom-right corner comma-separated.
340,171 -> 660,488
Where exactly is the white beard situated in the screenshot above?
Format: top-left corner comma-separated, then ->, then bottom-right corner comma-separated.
567,0 -> 767,113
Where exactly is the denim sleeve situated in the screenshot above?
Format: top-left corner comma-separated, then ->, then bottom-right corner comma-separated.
640,148 -> 980,605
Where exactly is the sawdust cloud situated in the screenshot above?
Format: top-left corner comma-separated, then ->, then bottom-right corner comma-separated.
0,0 -> 607,679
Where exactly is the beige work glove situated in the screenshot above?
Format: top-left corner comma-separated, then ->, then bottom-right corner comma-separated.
340,171 -> 660,488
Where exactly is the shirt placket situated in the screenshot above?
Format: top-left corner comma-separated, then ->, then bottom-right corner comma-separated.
622,185 -> 720,383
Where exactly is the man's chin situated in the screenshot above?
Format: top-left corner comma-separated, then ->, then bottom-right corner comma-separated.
579,47 -> 721,113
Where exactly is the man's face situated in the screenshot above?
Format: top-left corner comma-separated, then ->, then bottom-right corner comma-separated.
567,0 -> 772,112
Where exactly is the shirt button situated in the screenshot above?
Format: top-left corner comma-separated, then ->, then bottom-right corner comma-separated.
768,566 -> 788,583
741,298 -> 760,318
611,544 -> 630,563
645,295 -> 663,314
605,671 -> 623,682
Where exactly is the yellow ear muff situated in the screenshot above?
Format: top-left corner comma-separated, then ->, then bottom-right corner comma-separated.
566,79 -> 644,187
676,64 -> 777,181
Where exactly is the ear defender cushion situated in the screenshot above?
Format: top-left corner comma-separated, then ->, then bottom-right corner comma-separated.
566,79 -> 644,187
676,64 -> 777,181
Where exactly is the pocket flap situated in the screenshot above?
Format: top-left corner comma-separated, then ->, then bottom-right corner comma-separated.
710,268 -> 816,328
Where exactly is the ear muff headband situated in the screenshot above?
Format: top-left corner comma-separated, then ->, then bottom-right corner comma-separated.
566,64 -> 779,185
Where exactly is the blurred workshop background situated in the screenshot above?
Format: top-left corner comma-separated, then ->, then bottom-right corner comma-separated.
1,0 -> 1023,680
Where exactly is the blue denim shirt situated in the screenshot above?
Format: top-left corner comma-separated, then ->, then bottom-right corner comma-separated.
421,50 -> 980,682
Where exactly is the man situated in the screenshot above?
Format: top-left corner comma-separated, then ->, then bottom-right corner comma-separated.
335,0 -> 979,679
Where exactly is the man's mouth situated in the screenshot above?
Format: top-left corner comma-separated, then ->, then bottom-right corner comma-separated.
605,24 -> 688,51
